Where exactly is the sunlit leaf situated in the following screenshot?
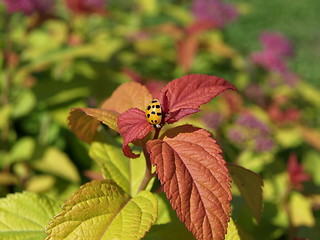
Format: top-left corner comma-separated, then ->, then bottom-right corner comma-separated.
225,218 -> 254,240
225,218 -> 240,240
289,192 -> 315,227
26,175 -> 56,193
9,137 -> 35,163
275,127 -> 302,148
227,163 -> 263,223
300,126 -> 320,150
12,90 -> 36,118
147,125 -> 232,240
102,82 -> 152,113
33,147 -> 80,183
159,74 -> 237,123
68,108 -> 118,143
89,137 -> 147,195
46,180 -> 158,240
0,192 -> 60,240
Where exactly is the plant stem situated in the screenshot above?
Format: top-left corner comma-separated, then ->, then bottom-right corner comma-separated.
153,127 -> 161,139
137,147 -> 154,192
137,127 -> 162,192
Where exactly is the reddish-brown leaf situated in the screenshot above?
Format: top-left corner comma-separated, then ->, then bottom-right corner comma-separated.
227,163 -> 263,223
101,82 -> 152,113
118,108 -> 154,158
68,108 -> 119,143
159,74 -> 237,123
147,125 -> 232,240
287,153 -> 311,190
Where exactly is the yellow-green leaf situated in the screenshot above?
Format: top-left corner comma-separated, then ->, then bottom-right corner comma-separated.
289,192 -> 315,227
89,138 -> 147,195
225,218 -> 240,240
0,192 -> 60,240
46,180 -> 158,240
33,147 -> 80,183
225,218 -> 254,240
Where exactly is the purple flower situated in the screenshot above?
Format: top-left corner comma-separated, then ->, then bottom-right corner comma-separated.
192,0 -> 238,28
261,32 -> 294,58
2,0 -> 54,15
255,137 -> 274,152
227,113 -> 274,152
244,84 -> 267,107
202,112 -> 223,130
227,128 -> 245,143
236,113 -> 269,135
251,50 -> 287,73
250,31 -> 298,86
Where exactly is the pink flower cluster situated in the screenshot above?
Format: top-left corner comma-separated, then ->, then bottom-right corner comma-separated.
192,0 -> 238,28
227,113 -> 274,152
2,0 -> 54,15
251,32 -> 298,86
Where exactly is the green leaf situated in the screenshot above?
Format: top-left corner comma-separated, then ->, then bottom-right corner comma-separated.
304,150 -> 320,185
89,137 -> 147,195
26,175 -> 56,193
33,147 -> 80,183
9,137 -> 35,164
225,218 -> 254,240
12,90 -> 36,118
289,192 -> 315,227
275,127 -> 302,148
0,192 -> 61,240
225,218 -> 240,240
227,163 -> 263,223
46,180 -> 158,240
297,82 -> 320,107
0,104 -> 10,130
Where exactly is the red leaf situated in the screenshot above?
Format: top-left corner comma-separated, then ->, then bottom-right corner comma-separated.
68,108 -> 118,143
287,153 -> 311,190
101,82 -> 152,114
118,108 -> 154,158
159,74 -> 237,123
147,125 -> 232,240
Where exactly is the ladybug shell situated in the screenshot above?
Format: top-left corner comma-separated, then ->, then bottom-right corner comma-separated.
146,99 -> 162,127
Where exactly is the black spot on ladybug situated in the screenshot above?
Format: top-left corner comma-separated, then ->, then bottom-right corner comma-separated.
151,120 -> 154,123
157,113 -> 161,116
154,120 -> 158,123
147,106 -> 151,110
151,111 -> 156,114
147,114 -> 150,118
151,100 -> 157,103
152,105 -> 155,108
156,105 -> 160,108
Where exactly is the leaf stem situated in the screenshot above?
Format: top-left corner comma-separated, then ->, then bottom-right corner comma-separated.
153,127 -> 161,139
137,147 -> 154,192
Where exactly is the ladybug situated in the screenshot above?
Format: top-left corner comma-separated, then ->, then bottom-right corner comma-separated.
146,99 -> 162,128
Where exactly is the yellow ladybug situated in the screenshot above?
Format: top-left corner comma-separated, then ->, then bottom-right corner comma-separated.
146,99 -> 162,128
